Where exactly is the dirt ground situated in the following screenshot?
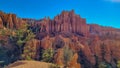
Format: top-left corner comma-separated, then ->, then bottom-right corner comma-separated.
7,60 -> 52,68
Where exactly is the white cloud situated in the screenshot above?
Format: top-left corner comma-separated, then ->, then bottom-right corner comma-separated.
107,0 -> 120,2
111,0 -> 120,2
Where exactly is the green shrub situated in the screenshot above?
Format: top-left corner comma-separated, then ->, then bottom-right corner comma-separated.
98,62 -> 112,68
98,62 -> 107,68
10,28 -> 35,59
0,46 -> 10,67
42,48 -> 54,62
117,61 -> 120,68
22,42 -> 36,60
49,64 -> 60,68
63,46 -> 74,67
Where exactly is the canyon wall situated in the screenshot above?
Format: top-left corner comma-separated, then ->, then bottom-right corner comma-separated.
1,10 -> 120,68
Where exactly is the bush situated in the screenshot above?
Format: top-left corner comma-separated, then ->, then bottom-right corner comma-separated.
98,62 -> 112,68
49,64 -> 60,68
63,46 -> 74,67
10,28 -> 35,59
0,46 -> 11,67
22,41 -> 36,60
117,61 -> 120,68
98,62 -> 107,68
42,48 -> 54,62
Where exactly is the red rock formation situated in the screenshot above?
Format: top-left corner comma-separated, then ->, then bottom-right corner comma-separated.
1,10 -> 120,68
12,14 -> 18,29
89,24 -> 120,38
54,48 -> 64,66
68,53 -> 81,68
32,10 -> 89,37
40,35 -> 54,49
0,17 -> 3,28
52,10 -> 89,36
0,11 -> 26,29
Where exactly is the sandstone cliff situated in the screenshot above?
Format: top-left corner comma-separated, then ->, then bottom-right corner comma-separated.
0,10 -> 120,68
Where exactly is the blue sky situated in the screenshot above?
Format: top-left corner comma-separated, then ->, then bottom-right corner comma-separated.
0,0 -> 120,28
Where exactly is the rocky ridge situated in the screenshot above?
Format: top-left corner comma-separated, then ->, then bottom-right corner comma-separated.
0,10 -> 120,68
